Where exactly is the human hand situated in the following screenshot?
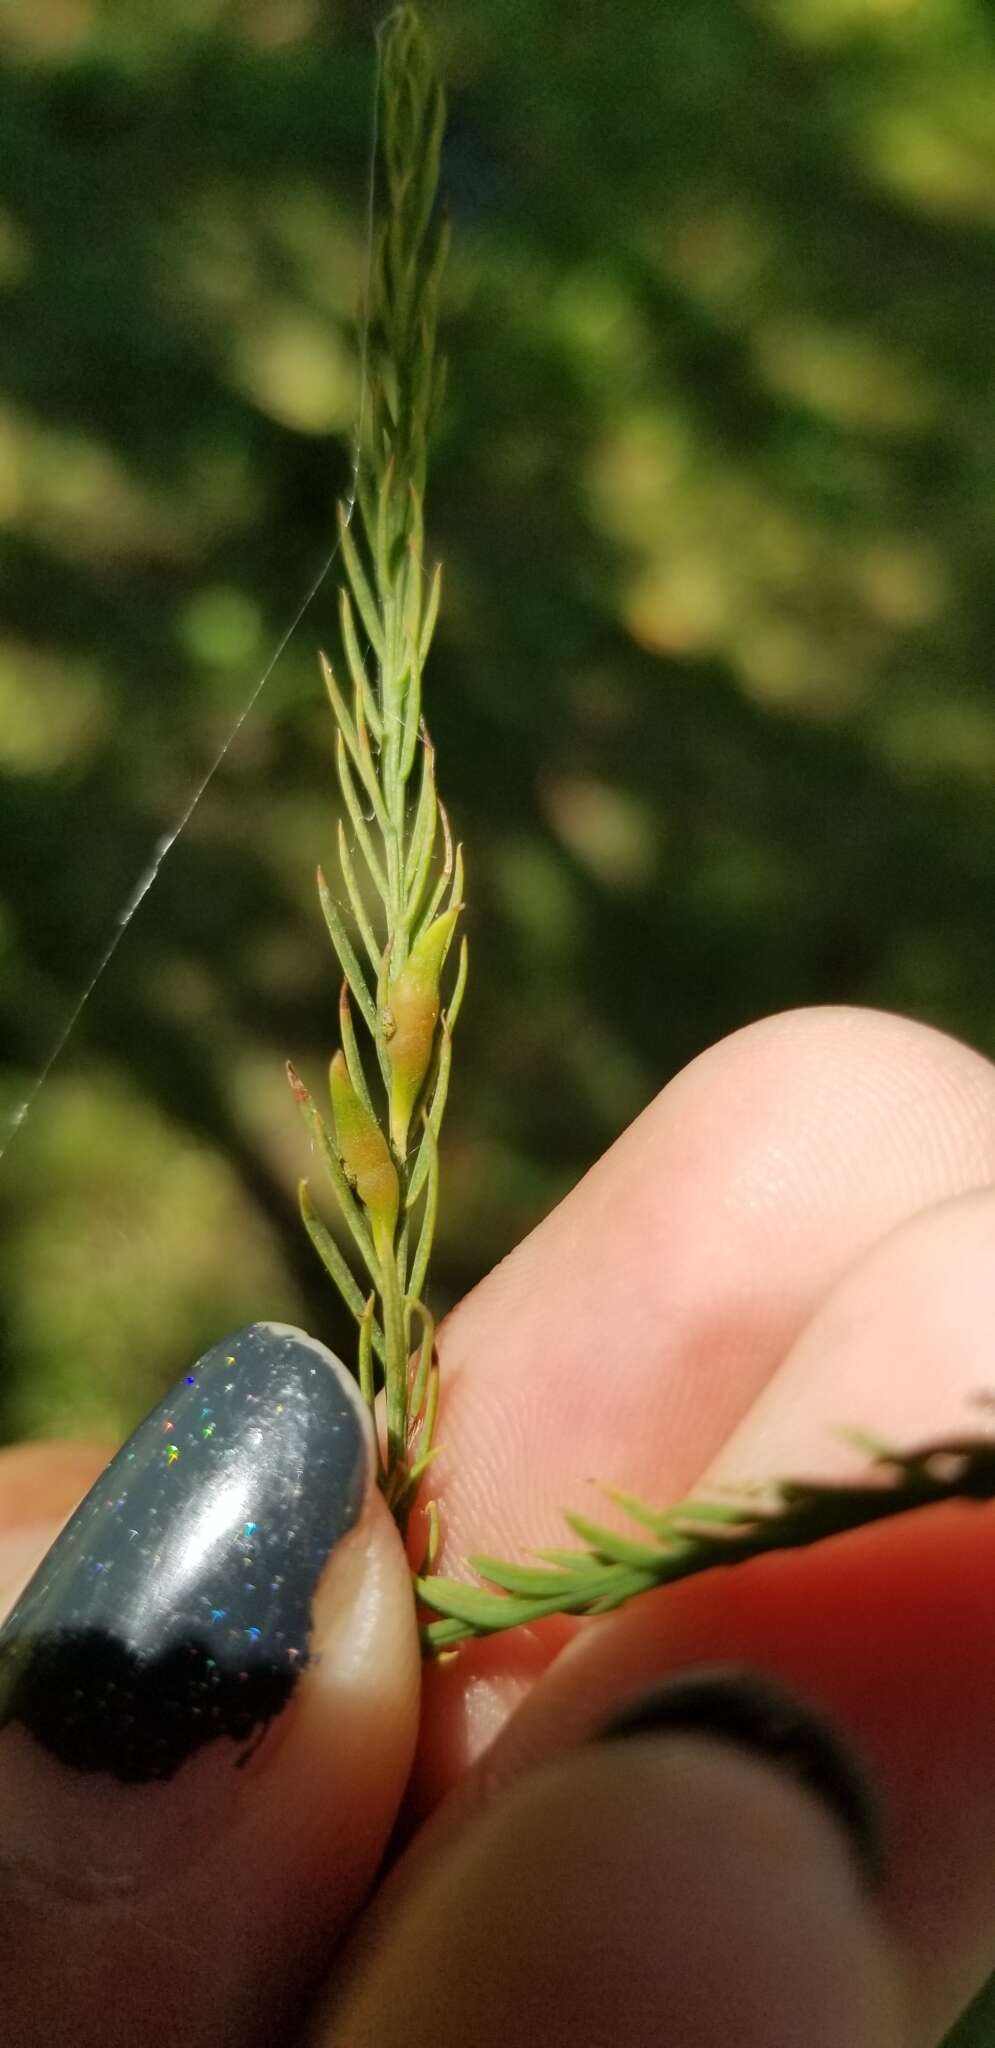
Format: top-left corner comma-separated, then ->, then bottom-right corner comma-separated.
2,1006 -> 994,2046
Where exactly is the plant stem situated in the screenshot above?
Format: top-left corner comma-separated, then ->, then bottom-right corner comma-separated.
417,1429 -> 995,1649
288,5 -> 463,1523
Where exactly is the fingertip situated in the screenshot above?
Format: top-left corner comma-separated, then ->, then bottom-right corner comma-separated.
323,1729 -> 909,2047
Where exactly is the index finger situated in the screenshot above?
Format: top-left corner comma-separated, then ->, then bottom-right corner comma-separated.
411,1005 -> 995,1814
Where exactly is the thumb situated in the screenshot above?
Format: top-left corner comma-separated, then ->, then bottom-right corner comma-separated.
0,1323 -> 420,2048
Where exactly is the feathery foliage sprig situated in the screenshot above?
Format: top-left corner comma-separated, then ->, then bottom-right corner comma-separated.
289,5 -> 465,1530
417,1430 -> 995,1650
297,7 -> 995,1652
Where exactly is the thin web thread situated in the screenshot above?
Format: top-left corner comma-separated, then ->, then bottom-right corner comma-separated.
0,14 -> 393,1169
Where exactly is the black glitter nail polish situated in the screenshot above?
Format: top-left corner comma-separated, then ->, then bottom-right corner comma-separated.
597,1664 -> 885,1887
0,1323 -> 369,1786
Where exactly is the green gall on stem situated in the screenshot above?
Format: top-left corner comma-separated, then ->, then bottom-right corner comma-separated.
383,906 -> 460,1154
289,5 -> 454,1521
329,1049 -> 400,1257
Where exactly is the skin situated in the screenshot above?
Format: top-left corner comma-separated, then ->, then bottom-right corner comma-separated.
1,1005 -> 994,2045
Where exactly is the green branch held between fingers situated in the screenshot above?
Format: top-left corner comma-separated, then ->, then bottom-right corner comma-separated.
292,4 -> 995,1647
288,4 -> 464,1532
417,1431 -> 995,1651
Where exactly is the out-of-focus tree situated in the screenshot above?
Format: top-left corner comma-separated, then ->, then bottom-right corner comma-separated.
1,0 -> 994,1441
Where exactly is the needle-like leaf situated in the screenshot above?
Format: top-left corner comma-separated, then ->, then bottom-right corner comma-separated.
287,6 -> 463,1526
418,1433 -> 995,1648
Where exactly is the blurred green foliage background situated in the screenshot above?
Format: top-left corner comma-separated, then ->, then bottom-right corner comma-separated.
1,0 -> 994,1449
